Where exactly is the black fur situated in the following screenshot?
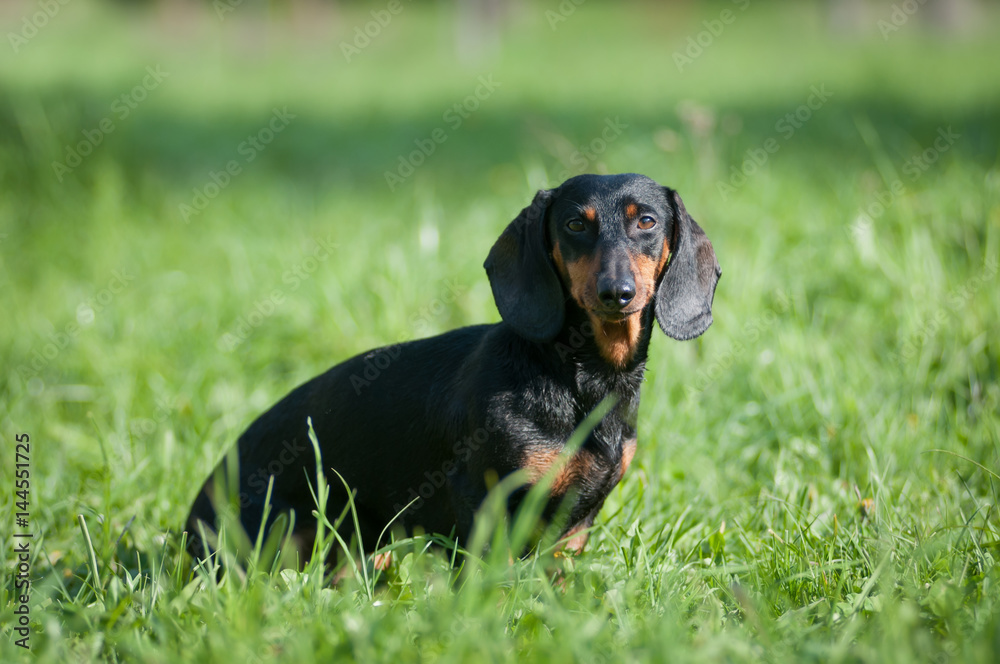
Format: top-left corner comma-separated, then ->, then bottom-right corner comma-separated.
655,189 -> 722,340
185,173 -> 721,565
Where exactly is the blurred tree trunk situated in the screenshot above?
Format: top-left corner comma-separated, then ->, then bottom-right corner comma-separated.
827,0 -> 978,35
827,0 -> 870,34
455,0 -> 511,64
927,0 -> 977,33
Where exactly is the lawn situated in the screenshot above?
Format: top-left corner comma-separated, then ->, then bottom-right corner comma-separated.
1,0 -> 999,661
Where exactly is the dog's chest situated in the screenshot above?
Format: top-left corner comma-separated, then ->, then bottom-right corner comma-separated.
519,411 -> 637,508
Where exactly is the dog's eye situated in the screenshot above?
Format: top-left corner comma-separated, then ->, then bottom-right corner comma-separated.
638,215 -> 657,230
566,219 -> 585,232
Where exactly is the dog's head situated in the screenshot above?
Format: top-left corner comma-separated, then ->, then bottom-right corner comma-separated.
485,173 -> 721,365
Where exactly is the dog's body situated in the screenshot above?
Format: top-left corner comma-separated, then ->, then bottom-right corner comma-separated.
186,173 -> 720,563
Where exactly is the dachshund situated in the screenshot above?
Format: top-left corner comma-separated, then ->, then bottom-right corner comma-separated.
185,172 -> 721,567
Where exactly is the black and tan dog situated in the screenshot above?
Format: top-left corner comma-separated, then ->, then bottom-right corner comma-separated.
186,173 -> 720,565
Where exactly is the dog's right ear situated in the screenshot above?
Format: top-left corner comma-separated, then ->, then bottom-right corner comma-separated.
484,189 -> 564,343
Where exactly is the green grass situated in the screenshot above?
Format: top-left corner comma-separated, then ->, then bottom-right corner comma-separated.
1,0 -> 999,661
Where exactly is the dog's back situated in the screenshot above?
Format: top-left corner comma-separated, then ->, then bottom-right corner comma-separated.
187,323 -> 500,560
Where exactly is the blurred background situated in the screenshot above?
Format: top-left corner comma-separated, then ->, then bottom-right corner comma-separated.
1,0 -> 999,658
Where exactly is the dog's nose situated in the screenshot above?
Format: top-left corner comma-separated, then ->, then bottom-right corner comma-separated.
598,281 -> 635,309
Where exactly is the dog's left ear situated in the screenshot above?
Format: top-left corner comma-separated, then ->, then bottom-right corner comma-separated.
655,188 -> 722,341
484,189 -> 564,343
